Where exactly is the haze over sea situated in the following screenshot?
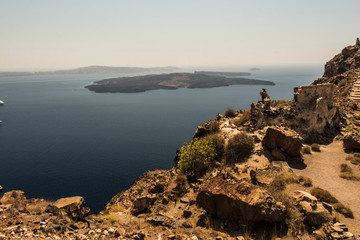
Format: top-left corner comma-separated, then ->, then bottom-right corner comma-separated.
0,66 -> 322,212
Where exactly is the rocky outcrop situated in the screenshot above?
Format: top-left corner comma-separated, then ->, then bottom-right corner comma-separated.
292,191 -> 333,226
48,196 -> 90,221
323,41 -> 360,78
196,177 -> 285,222
250,84 -> 339,143
262,126 -> 303,157
0,190 -> 27,212
343,134 -> 360,151
131,195 -> 157,214
290,84 -> 340,143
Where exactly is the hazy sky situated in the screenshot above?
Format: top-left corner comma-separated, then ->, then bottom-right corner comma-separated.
1,0 -> 359,70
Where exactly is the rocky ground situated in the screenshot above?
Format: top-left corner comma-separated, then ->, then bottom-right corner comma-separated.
1,39 -> 360,239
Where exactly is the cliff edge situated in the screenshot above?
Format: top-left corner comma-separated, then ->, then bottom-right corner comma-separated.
1,39 -> 360,239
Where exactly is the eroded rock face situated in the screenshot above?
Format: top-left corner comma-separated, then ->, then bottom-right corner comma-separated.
0,190 -> 27,212
291,84 -> 339,142
323,43 -> 360,78
343,134 -> 360,151
49,196 -> 90,221
196,177 -> 285,223
262,126 -> 303,157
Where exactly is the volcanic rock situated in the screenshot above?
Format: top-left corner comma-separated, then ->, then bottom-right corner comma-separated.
50,196 -> 90,221
262,126 -> 303,156
196,177 -> 285,222
343,134 -> 360,151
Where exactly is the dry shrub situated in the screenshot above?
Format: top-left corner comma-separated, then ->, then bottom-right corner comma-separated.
301,145 -> 311,154
207,120 -> 221,133
298,175 -> 313,187
233,110 -> 251,127
271,99 -> 289,108
339,164 -> 360,181
269,171 -> 299,191
224,108 -> 237,118
345,154 -> 360,165
310,187 -> 354,218
267,188 -> 305,235
224,132 -> 254,163
175,174 -> 187,186
311,143 -> 321,152
333,203 -> 354,218
101,213 -> 120,225
310,187 -> 338,203
109,204 -> 126,212
204,133 -> 225,161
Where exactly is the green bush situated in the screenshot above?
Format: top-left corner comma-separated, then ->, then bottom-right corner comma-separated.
224,108 -> 237,118
177,138 -> 217,175
224,132 -> 254,163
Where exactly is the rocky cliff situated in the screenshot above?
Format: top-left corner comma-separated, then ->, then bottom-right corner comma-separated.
1,39 -> 360,239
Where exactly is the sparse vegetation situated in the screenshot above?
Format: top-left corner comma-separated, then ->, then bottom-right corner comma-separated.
311,143 -> 321,152
175,174 -> 188,194
207,120 -> 221,133
339,163 -> 360,181
333,203 -> 354,218
310,187 -> 338,203
270,99 -> 289,108
298,175 -> 313,187
301,145 -> 311,154
204,133 -> 225,161
310,187 -> 354,218
101,213 -> 120,225
233,109 -> 251,127
266,186 -> 305,235
224,108 -> 237,118
345,153 -> 360,165
269,171 -> 300,191
177,138 -> 217,175
224,132 -> 254,163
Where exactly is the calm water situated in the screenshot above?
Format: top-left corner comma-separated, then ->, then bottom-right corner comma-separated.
0,66 -> 322,212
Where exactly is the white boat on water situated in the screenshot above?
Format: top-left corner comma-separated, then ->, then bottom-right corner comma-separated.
0,100 -> 4,105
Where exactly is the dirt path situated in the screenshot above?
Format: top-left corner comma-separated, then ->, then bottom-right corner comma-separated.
292,140 -> 360,235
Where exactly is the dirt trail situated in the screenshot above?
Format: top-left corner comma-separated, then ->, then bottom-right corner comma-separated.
292,140 -> 360,235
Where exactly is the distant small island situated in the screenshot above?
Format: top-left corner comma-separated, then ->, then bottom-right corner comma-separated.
194,71 -> 251,77
250,67 -> 261,71
0,65 -> 180,77
85,72 -> 275,93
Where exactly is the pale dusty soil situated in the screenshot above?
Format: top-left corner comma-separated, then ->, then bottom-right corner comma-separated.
292,140 -> 360,235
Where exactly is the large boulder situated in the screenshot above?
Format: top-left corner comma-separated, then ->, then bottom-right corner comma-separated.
131,195 -> 157,215
196,177 -> 285,222
49,196 -> 90,221
0,190 -> 27,212
262,126 -> 303,156
292,191 -> 333,226
343,134 -> 360,151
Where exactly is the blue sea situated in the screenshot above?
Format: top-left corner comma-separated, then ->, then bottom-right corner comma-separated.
0,66 -> 323,212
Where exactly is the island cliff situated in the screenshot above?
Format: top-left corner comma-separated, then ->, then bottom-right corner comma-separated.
1,39 -> 360,239
85,72 -> 275,93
